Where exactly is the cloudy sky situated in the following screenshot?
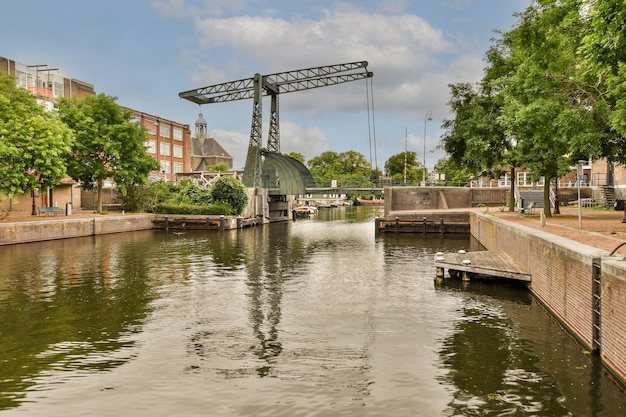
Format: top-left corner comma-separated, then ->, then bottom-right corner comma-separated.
1,0 -> 530,171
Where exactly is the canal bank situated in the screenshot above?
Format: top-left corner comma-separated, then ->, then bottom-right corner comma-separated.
379,202 -> 626,388
0,213 -> 154,245
471,211 -> 626,387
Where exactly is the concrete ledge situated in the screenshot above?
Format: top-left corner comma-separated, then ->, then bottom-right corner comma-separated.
0,214 -> 154,245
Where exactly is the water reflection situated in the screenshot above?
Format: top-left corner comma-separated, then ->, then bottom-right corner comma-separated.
0,232 -> 155,410
435,279 -> 625,416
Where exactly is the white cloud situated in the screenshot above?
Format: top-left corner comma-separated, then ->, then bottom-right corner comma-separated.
187,5 -> 463,119
210,120 -> 331,168
170,1 -> 494,168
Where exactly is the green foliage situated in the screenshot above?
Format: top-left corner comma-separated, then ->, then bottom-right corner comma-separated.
441,82 -> 511,178
307,150 -> 372,186
57,94 -> 159,213
209,176 -> 249,215
154,201 -> 232,215
0,73 -> 73,198
385,151 -> 421,184
116,183 -> 147,212
434,158 -> 472,185
285,152 -> 306,164
171,179 -> 212,205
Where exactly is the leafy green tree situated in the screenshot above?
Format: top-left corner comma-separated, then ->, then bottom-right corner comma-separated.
496,0 -> 590,216
578,0 -> 626,161
284,152 -> 306,164
171,178 -> 212,205
441,81 -> 517,208
209,176 -> 248,215
57,94 -> 159,213
0,74 -> 73,200
384,151 -> 421,184
434,158 -> 472,186
307,150 -> 371,187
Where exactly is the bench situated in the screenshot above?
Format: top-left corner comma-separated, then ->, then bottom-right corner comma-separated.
519,201 -> 536,214
38,206 -> 64,216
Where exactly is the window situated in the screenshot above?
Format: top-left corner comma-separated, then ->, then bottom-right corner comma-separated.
173,128 -> 183,141
174,145 -> 183,158
54,82 -> 64,98
160,125 -> 170,138
498,173 -> 511,188
174,162 -> 184,174
517,172 -> 533,187
146,140 -> 157,154
536,176 -> 545,187
15,70 -> 27,87
160,161 -> 170,174
160,142 -> 170,156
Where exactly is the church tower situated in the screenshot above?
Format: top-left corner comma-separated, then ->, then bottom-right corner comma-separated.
190,112 -> 233,171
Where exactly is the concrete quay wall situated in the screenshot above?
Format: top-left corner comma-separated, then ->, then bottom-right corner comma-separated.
470,212 -> 626,384
0,214 -> 154,245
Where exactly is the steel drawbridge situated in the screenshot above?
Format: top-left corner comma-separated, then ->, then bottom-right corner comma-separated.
179,61 -> 373,195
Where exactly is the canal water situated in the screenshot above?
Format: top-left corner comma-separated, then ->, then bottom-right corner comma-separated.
0,207 -> 624,416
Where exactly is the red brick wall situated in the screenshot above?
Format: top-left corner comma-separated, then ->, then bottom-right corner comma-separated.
599,260 -> 626,384
470,213 -> 626,383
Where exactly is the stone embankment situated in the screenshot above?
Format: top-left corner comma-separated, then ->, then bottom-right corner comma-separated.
0,213 -> 154,245
471,211 -> 626,387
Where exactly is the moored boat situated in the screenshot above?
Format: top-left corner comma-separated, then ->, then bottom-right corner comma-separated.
356,198 -> 384,205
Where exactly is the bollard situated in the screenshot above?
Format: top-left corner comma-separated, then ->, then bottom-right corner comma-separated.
219,215 -> 225,230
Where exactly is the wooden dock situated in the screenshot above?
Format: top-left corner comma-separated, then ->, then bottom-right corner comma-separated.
434,250 -> 531,282
376,211 -> 470,234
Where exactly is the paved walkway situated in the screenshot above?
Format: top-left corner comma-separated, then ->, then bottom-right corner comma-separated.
491,206 -> 626,256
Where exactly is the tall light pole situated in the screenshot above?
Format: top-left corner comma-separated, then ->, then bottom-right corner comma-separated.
577,160 -> 585,229
403,127 -> 407,185
423,109 -> 432,185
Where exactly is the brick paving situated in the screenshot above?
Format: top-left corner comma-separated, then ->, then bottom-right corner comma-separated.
492,206 -> 626,257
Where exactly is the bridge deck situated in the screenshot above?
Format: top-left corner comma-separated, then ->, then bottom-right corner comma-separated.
434,250 -> 531,282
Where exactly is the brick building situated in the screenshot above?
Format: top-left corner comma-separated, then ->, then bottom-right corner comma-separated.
0,55 -> 195,214
127,109 -> 191,182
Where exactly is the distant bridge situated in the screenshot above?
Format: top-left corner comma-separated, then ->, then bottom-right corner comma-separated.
304,187 -> 384,195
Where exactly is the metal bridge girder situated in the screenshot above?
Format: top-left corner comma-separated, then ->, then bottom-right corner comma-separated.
179,60 -> 373,190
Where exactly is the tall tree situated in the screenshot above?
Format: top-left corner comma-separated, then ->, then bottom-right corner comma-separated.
384,151 -> 421,184
284,152 -> 306,164
441,82 -> 515,208
496,0 -> 592,216
0,73 -> 73,201
307,150 -> 371,187
57,94 -> 158,213
578,0 -> 626,161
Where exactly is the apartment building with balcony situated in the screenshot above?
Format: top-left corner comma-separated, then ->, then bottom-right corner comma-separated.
0,56 -> 95,107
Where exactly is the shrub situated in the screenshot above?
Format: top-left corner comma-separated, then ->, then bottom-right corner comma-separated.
154,201 -> 232,215
209,176 -> 248,215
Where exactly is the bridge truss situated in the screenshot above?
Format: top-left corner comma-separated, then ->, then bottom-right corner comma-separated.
179,61 -> 373,190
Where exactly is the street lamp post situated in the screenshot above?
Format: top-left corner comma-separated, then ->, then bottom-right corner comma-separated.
423,110 -> 432,185
403,127 -> 407,185
577,160 -> 585,229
